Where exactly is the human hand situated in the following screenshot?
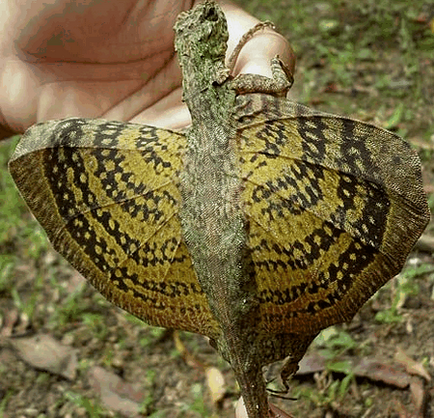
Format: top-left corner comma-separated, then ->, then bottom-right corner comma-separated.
0,0 -> 294,139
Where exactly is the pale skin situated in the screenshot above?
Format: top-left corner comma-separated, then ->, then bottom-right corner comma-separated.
0,0 -> 295,416
0,0 -> 295,139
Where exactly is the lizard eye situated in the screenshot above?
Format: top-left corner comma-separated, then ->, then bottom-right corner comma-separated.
204,6 -> 218,22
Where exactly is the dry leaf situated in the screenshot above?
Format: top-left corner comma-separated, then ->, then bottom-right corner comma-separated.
205,366 -> 226,404
269,402 -> 296,418
395,347 -> 431,382
88,366 -> 144,416
410,377 -> 427,418
0,308 -> 18,337
354,358 -> 410,388
173,330 -> 187,357
298,352 -> 412,389
297,352 -> 327,375
173,330 -> 205,369
11,333 -> 78,380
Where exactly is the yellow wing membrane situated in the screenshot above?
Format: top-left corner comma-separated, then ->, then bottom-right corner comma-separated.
9,118 -> 219,339
234,93 -> 429,335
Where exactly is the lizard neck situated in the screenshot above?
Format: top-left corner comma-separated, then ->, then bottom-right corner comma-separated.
180,58 -> 231,122
187,85 -> 234,132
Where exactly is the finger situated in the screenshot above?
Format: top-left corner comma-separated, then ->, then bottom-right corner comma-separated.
232,30 -> 295,80
235,397 -> 249,418
221,1 -> 296,80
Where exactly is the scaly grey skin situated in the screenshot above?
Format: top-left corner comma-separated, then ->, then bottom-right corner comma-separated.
175,2 -> 291,417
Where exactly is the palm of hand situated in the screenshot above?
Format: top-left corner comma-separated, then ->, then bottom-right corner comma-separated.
2,0 -> 183,130
0,0 -> 293,135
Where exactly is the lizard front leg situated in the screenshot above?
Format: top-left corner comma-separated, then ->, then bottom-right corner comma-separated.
227,21 -> 276,72
227,21 -> 294,96
230,56 -> 293,96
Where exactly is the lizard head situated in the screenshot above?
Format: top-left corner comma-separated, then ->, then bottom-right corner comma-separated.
174,0 -> 228,66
